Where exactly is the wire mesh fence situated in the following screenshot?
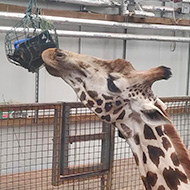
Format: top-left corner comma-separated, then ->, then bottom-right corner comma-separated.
0,97 -> 190,190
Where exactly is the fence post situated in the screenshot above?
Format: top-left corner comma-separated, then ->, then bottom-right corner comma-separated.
60,104 -> 70,175
106,124 -> 115,190
101,122 -> 110,190
51,104 -> 63,186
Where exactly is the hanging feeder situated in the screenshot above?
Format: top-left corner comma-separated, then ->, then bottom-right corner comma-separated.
5,0 -> 58,73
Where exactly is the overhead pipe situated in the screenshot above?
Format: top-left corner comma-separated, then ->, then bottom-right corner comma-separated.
55,30 -> 190,43
141,5 -> 176,12
1,26 -> 190,43
130,10 -> 155,17
134,3 -> 155,17
0,11 -> 190,32
182,0 -> 190,3
121,0 -> 155,17
48,0 -> 120,6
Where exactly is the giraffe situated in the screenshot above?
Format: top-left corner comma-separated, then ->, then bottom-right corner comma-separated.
42,48 -> 190,190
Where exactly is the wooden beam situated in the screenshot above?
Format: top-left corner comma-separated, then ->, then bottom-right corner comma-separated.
0,113 -> 99,128
0,3 -> 190,26
68,133 -> 106,143
0,3 -> 26,13
128,17 -> 190,26
0,3 -> 125,22
0,105 -> 189,128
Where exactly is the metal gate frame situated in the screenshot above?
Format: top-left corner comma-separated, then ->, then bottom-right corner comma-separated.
52,102 -> 115,189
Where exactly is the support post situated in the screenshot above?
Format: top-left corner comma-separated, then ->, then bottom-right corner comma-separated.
186,43 -> 190,96
35,69 -> 39,103
52,104 -> 63,186
106,125 -> 115,190
60,104 -> 70,175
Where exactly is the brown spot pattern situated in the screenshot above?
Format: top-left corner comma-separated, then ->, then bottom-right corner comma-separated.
95,108 -> 102,114
104,102 -> 112,112
141,176 -> 152,190
102,94 -> 113,100
133,153 -> 139,165
75,88 -> 80,93
80,91 -> 86,101
162,137 -> 172,151
113,106 -> 123,114
147,145 -> 165,167
156,126 -> 164,137
88,90 -> 98,99
101,115 -> 111,122
120,123 -> 132,137
146,171 -> 158,187
115,100 -> 122,106
87,100 -> 94,108
116,110 -> 126,120
144,124 -> 157,140
163,167 -> 188,190
143,152 -> 147,164
158,185 -> 165,190
96,99 -> 103,105
170,152 -> 180,166
75,77 -> 83,83
134,134 -> 140,145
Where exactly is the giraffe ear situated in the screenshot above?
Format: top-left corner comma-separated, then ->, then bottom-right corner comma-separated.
140,103 -> 171,126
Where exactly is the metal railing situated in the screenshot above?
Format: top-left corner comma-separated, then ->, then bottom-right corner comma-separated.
0,97 -> 190,190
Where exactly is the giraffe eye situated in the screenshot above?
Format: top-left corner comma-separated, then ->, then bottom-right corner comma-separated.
107,75 -> 121,93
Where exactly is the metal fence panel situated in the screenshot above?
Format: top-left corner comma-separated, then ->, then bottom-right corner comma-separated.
0,97 -> 190,190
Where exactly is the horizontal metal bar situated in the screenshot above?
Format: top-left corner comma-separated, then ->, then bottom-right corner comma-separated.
55,30 -> 190,42
49,0 -> 118,6
0,101 -> 62,110
1,26 -> 190,43
60,169 -> 108,181
68,133 -> 106,143
0,11 -> 190,32
161,96 -> 190,102
62,164 -> 104,175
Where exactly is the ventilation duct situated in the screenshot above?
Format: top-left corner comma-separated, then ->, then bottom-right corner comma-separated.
48,0 -> 120,6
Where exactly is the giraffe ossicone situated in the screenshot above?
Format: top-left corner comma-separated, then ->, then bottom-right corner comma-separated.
42,48 -> 190,190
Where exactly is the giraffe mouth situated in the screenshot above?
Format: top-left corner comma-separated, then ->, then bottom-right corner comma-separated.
42,48 -> 74,77
42,48 -> 60,77
42,48 -> 88,78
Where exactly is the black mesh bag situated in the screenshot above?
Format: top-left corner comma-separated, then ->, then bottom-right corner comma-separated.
5,0 -> 58,72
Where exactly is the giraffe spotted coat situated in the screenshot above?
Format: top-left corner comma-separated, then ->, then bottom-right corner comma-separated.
42,48 -> 190,190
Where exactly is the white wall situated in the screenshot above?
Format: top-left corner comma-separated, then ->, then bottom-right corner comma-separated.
0,1 -> 189,103
126,29 -> 189,97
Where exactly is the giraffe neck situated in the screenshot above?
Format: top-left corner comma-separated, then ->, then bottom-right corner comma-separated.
76,85 -> 190,189
115,118 -> 190,190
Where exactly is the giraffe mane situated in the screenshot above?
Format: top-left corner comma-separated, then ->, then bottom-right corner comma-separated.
164,124 -> 190,180
156,103 -> 190,180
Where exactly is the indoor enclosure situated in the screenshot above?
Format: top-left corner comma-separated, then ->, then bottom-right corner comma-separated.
0,0 -> 190,190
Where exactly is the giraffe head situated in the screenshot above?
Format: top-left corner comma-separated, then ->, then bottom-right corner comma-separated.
42,48 -> 172,136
